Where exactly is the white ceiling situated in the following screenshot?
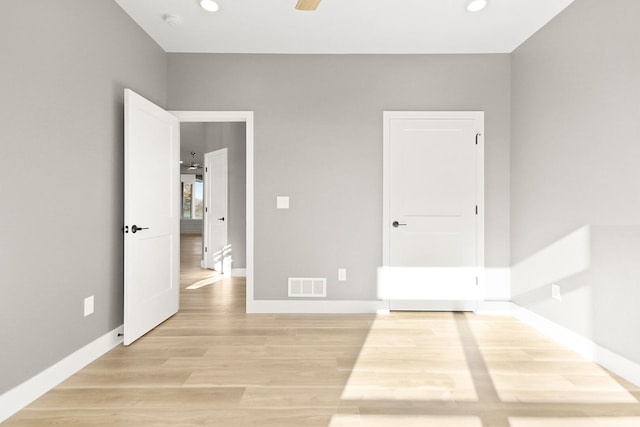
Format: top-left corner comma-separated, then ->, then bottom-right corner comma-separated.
115,0 -> 575,54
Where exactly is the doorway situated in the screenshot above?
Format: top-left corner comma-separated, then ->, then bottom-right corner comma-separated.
382,111 -> 484,311
171,111 -> 254,307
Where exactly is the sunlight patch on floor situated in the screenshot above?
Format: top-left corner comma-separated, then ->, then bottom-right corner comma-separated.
329,415 -> 482,427
340,313 -> 478,402
186,273 -> 225,289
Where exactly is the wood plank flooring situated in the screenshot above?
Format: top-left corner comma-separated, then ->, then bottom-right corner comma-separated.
5,235 -> 640,426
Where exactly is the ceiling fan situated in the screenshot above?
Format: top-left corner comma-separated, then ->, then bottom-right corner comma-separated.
181,152 -> 202,171
296,0 -> 321,11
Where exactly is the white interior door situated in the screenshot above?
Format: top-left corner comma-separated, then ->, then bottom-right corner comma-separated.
204,148 -> 228,272
124,89 -> 180,345
383,112 -> 483,311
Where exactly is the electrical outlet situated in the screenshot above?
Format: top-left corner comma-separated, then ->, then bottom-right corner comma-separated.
551,284 -> 562,301
338,268 -> 347,281
84,296 -> 94,317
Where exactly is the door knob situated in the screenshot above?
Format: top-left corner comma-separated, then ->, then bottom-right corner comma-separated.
218,217 -> 225,221
392,221 -> 407,228
131,225 -> 149,233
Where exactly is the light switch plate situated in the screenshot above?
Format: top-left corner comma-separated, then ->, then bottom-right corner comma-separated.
277,196 -> 289,209
338,268 -> 347,281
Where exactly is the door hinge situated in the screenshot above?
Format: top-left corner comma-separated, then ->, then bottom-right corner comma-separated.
476,276 -> 479,286
475,205 -> 478,215
205,167 -> 208,173
475,133 -> 481,145
205,207 -> 208,213
205,246 -> 208,253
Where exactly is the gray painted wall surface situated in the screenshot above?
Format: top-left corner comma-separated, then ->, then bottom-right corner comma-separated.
167,54 -> 511,300
511,0 -> 640,363
204,123 -> 247,269
0,0 -> 166,393
180,123 -> 205,235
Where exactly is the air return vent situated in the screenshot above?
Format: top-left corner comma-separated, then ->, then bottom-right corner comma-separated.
288,277 -> 326,298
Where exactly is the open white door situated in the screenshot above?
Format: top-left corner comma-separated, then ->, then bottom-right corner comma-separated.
123,89 -> 180,345
203,148 -> 229,272
383,111 -> 484,311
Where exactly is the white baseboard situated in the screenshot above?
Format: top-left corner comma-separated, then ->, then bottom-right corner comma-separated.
0,325 -> 124,423
246,299 -> 386,314
511,304 -> 640,387
231,268 -> 246,277
475,300 -> 514,315
483,268 -> 511,301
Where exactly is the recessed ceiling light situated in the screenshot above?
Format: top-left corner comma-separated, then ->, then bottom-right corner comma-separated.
466,0 -> 488,12
200,0 -> 219,12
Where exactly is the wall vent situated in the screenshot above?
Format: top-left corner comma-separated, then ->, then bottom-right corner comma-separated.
288,277 -> 327,298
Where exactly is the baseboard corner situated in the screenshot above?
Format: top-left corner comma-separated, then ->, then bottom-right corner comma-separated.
231,268 -> 247,277
511,304 -> 640,387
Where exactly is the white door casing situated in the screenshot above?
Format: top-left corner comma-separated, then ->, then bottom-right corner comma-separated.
204,148 -> 229,272
382,111 -> 484,311
123,89 -> 180,345
169,111 -> 254,311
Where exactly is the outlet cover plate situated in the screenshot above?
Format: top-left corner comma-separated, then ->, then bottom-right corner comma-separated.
84,296 -> 94,316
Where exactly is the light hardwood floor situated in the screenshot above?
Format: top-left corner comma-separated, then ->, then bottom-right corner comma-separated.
5,235 -> 640,426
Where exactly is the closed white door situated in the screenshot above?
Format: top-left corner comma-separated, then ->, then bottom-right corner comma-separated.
123,89 -> 180,345
383,112 -> 483,311
204,148 -> 229,272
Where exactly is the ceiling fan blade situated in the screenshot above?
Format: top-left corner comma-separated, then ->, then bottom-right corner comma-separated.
296,0 -> 321,11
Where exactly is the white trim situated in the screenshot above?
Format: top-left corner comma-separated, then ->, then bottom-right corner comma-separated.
231,268 -> 246,277
392,299 -> 478,312
382,111 -> 485,308
169,111 -> 254,314
474,300 -> 515,315
512,304 -> 640,387
382,113 -> 391,311
247,300 -> 386,314
484,267 -> 511,301
0,325 -> 123,423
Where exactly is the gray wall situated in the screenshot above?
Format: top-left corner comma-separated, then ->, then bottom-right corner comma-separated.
511,0 -> 640,363
180,122 -> 205,235
180,121 -> 206,166
167,54 -> 511,300
0,0 -> 166,394
204,123 -> 247,269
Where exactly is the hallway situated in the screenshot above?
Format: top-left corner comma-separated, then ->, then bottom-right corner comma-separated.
5,235 -> 640,426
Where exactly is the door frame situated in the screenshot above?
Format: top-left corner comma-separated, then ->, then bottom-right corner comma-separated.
382,111 -> 485,310
170,111 -> 254,311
